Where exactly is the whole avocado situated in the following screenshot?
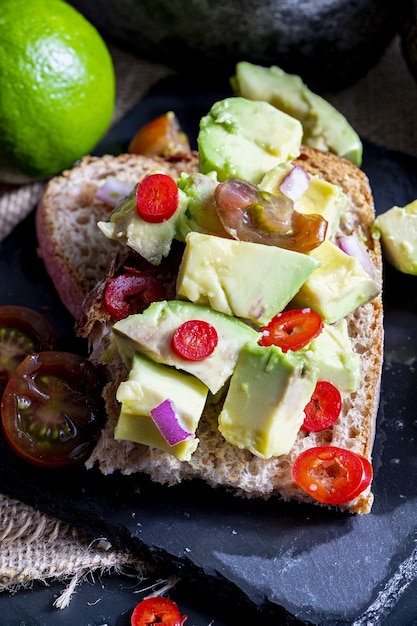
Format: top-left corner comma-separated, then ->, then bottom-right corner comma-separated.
69,0 -> 398,91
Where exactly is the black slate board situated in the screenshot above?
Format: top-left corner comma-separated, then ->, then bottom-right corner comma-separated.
0,86 -> 417,625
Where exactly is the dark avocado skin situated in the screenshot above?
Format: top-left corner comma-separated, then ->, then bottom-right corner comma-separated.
69,0 -> 398,92
401,0 -> 417,83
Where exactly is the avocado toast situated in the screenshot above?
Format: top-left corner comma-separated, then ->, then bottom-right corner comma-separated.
36,95 -> 383,515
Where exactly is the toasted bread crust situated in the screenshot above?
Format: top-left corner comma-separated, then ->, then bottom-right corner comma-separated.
37,147 -> 383,514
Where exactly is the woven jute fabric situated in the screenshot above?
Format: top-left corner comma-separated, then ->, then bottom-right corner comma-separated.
0,494 -> 151,608
0,34 -> 416,604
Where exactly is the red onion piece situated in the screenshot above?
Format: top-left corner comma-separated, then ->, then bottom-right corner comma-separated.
150,399 -> 193,446
279,165 -> 311,202
95,176 -> 134,207
337,233 -> 376,278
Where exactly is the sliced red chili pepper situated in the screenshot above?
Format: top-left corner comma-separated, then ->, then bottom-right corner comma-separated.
136,173 -> 179,223
291,446 -> 373,505
259,308 -> 323,352
131,596 -> 187,626
301,380 -> 342,432
104,271 -> 165,321
171,319 -> 218,361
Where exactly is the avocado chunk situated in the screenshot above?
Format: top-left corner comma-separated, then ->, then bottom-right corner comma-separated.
291,240 -> 381,323
197,96 -> 303,185
231,62 -> 363,166
218,342 -> 318,459
115,353 -> 208,461
113,299 -> 259,394
98,178 -> 188,265
176,231 -> 320,325
301,319 -> 360,395
176,171 -> 228,238
373,200 -> 417,275
260,166 -> 348,240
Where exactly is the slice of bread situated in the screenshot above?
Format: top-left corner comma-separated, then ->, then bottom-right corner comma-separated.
37,147 -> 383,514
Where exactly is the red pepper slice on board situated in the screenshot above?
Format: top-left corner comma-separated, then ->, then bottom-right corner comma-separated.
136,173 -> 179,223
259,308 -> 323,352
131,597 -> 187,626
171,319 -> 218,361
301,381 -> 342,432
104,270 -> 165,321
291,446 -> 373,505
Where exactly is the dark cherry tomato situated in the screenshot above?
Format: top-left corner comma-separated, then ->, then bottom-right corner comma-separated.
131,596 -> 187,626
128,112 -> 190,157
136,173 -> 179,223
291,446 -> 373,505
301,381 -> 342,432
259,308 -> 323,352
105,269 -> 166,321
0,305 -> 56,398
171,320 -> 218,361
1,351 -> 105,468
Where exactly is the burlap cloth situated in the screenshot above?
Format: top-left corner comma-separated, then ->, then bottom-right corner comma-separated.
0,35 -> 416,607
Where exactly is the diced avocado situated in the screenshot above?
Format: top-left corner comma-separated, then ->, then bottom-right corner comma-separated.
197,96 -> 303,185
291,240 -> 381,323
373,200 -> 417,275
98,177 -> 188,265
260,167 -> 348,240
301,319 -> 360,395
176,231 -> 320,325
113,299 -> 259,394
218,342 -> 318,459
115,353 -> 208,461
231,62 -> 363,166
176,171 -> 228,238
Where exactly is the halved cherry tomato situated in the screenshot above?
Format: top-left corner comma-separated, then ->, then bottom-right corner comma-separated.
1,351 -> 105,468
105,269 -> 166,321
171,320 -> 218,361
301,381 -> 342,432
128,111 -> 190,157
0,305 -> 56,398
214,178 -> 327,253
291,446 -> 373,505
136,173 -> 179,223
259,308 -> 323,352
131,596 -> 187,626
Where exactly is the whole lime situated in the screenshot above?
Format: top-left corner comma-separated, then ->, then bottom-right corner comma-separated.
0,0 -> 116,183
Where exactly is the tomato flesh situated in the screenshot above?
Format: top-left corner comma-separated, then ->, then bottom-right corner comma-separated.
105,269 -> 166,321
128,112 -> 190,157
291,446 -> 373,505
131,597 -> 187,626
1,351 -> 105,468
259,308 -> 323,352
171,320 -> 218,361
214,177 -> 327,253
0,305 -> 56,398
136,173 -> 179,223
301,381 -> 342,432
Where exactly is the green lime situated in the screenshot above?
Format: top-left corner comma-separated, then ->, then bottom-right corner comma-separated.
0,0 -> 116,183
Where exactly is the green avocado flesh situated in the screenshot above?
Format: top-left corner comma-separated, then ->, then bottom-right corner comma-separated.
232,62 -> 363,166
113,299 -> 259,394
